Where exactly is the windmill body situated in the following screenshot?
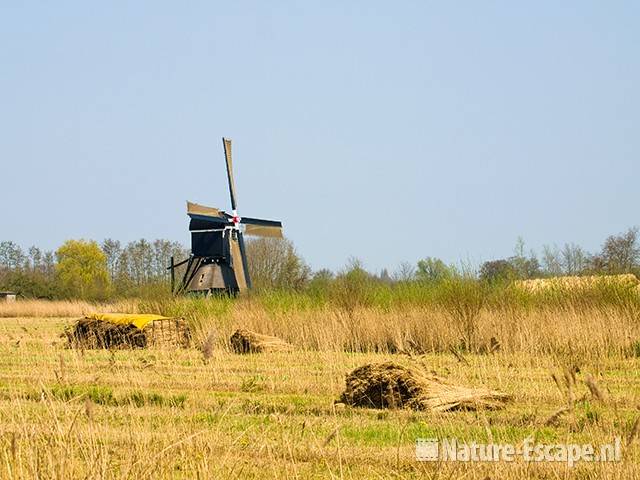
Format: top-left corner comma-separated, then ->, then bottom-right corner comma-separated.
169,138 -> 283,295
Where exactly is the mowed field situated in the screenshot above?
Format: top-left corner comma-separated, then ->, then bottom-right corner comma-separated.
1,311 -> 640,479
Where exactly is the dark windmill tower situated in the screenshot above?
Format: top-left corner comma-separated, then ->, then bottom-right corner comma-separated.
170,138 -> 283,295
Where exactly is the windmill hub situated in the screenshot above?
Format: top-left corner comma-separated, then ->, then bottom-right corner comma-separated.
168,138 -> 284,295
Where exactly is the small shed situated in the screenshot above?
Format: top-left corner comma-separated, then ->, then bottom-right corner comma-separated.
0,292 -> 17,303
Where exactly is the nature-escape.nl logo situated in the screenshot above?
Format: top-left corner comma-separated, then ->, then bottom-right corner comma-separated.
416,437 -> 622,467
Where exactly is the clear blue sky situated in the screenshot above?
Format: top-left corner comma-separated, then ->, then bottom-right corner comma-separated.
1,2 -> 638,272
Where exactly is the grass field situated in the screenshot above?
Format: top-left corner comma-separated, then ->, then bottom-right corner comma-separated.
1,309 -> 640,479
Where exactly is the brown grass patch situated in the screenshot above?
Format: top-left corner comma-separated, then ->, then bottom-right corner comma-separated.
0,299 -> 139,318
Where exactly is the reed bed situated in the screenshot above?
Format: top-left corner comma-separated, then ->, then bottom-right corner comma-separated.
2,280 -> 638,358
0,299 -> 139,318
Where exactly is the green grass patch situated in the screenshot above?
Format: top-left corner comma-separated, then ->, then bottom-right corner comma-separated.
46,384 -> 187,408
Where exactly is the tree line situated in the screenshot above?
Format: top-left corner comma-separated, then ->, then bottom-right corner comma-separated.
315,226 -> 640,288
0,226 -> 638,300
0,239 -> 187,300
0,236 -> 306,300
392,227 -> 639,284
475,227 -> 640,283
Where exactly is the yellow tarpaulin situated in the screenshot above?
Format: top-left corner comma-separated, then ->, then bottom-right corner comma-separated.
86,313 -> 169,330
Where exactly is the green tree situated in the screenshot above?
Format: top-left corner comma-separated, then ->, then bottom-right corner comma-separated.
509,237 -> 541,279
479,259 -> 516,283
307,268 -> 335,297
331,258 -> 375,312
509,254 -> 541,279
416,257 -> 454,283
56,240 -> 110,299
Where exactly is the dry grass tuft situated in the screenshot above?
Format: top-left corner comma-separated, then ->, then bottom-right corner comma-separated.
585,374 -> 607,402
200,330 -> 216,362
627,415 -> 640,447
545,406 -> 572,426
339,362 -> 511,411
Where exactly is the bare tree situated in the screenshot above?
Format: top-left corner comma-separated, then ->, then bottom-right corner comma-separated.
42,251 -> 56,277
151,239 -> 187,278
27,246 -> 43,272
561,243 -> 588,275
0,241 -> 25,270
514,236 -> 526,258
599,227 -> 640,273
245,237 -> 311,291
101,239 -> 121,281
541,245 -> 563,277
392,261 -> 416,282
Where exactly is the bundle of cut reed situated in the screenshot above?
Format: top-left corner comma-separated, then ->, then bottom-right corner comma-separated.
340,362 -> 510,411
229,328 -> 293,353
64,314 -> 191,349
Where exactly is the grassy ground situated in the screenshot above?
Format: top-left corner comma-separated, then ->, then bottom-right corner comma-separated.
1,316 -> 639,478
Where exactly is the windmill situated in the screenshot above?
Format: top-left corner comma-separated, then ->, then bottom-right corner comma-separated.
169,138 -> 283,295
